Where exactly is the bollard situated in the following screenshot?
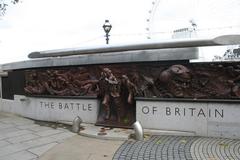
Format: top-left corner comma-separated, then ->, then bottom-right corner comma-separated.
72,116 -> 82,133
132,121 -> 144,141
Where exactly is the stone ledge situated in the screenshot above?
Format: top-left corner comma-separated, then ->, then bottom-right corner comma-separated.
1,47 -> 197,71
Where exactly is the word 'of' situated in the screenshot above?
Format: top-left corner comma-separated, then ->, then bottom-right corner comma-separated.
141,106 -> 224,118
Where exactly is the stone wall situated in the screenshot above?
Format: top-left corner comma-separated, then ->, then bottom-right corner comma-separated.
137,99 -> 240,139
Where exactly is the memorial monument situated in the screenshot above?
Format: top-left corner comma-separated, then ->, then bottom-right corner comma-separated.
0,35 -> 240,138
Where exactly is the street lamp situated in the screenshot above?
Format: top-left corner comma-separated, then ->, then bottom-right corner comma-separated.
103,20 -> 112,44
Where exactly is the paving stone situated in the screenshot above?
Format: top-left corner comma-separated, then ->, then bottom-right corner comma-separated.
49,132 -> 76,142
0,151 -> 37,160
34,129 -> 64,137
0,117 -> 20,124
0,143 -> 29,157
0,122 -> 15,129
28,142 -> 58,156
0,112 -> 75,159
56,127 -> 70,132
0,127 -> 20,135
21,137 -> 57,148
16,124 -> 40,130
0,117 -> 34,125
113,135 -> 240,160
12,120 -> 35,126
28,126 -> 53,132
0,140 -> 10,147
6,133 -> 40,144
0,130 -> 34,140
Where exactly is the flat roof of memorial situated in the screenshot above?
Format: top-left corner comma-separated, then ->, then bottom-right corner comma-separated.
1,35 -> 240,71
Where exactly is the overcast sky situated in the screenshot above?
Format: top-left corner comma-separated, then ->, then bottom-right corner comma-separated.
0,0 -> 239,64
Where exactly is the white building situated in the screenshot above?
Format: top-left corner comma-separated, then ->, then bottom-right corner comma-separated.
172,27 -> 197,39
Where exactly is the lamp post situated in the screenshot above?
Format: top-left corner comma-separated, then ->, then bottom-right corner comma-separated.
103,20 -> 112,44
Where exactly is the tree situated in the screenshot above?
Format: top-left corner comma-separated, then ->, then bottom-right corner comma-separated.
0,0 -> 20,16
212,46 -> 240,61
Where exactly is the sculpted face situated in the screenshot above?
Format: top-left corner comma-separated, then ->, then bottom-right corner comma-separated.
102,68 -> 112,77
170,65 -> 191,80
159,65 -> 191,97
159,65 -> 191,83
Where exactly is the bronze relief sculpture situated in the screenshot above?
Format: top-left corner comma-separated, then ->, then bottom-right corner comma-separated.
24,62 -> 240,127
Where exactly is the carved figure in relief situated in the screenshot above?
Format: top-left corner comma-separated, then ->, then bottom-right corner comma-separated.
121,75 -> 137,104
99,68 -> 121,121
98,68 -> 137,123
25,71 -> 47,94
24,69 -> 99,96
131,73 -> 159,97
158,65 -> 191,97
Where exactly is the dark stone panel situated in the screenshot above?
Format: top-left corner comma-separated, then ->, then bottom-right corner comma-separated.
2,76 -> 13,99
2,70 -> 25,100
10,70 -> 25,96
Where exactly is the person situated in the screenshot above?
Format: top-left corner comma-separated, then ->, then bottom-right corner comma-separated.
99,68 -> 121,121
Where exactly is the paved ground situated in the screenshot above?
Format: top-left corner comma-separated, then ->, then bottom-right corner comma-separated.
0,112 -> 76,160
113,135 -> 240,160
39,135 -> 123,160
1,111 -> 240,160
